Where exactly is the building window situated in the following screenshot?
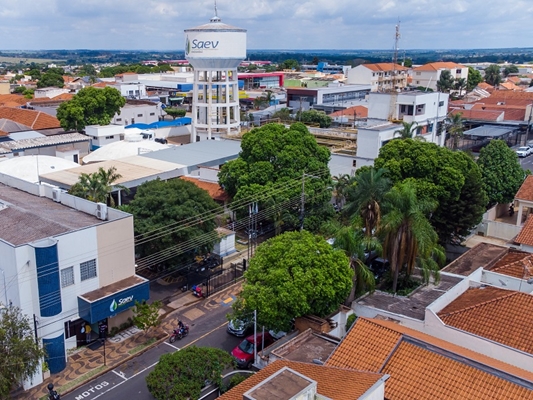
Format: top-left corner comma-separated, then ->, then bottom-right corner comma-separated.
116,118 -> 122,122
128,90 -> 133,95
80,259 -> 97,281
415,104 -> 426,115
105,135 -> 114,139
456,69 -> 461,74
61,266 -> 75,288
416,81 -> 419,84
416,72 -> 421,75
439,100 -> 445,107
137,114 -> 143,117
150,112 -> 155,116
352,160 -> 356,167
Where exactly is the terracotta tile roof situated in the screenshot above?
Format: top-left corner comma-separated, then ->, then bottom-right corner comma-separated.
218,360 -> 384,400
413,62 -> 467,71
361,62 -> 409,72
0,94 -> 28,108
477,82 -> 494,90
326,318 -> 533,399
489,251 -> 533,279
508,76 -> 522,84
0,107 -> 60,130
30,93 -> 74,103
489,91 -> 533,100
500,81 -> 523,91
450,108 -> 503,121
515,175 -> 533,202
329,105 -> 368,118
515,214 -> 533,246
438,286 -> 533,354
180,176 -> 228,202
91,82 -> 109,88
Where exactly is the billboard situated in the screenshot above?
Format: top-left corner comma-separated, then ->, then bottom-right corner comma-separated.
185,31 -> 246,60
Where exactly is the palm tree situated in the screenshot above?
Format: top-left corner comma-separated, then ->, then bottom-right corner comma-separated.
69,166 -> 127,206
446,112 -> 464,150
380,181 -> 442,293
394,121 -> 418,139
454,78 -> 467,97
344,168 -> 391,237
97,166 -> 128,206
333,174 -> 353,210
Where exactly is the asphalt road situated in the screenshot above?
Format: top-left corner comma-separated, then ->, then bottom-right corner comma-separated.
65,302 -> 242,400
518,153 -> 533,172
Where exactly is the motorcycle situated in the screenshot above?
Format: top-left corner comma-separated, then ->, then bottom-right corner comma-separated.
169,324 -> 189,343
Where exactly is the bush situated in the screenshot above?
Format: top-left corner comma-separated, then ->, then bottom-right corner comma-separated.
220,374 -> 249,393
110,327 -> 119,337
345,314 -> 356,332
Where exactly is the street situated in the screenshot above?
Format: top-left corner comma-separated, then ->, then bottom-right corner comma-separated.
64,294 -> 243,400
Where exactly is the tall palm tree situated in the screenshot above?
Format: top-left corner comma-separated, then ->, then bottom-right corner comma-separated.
394,121 -> 418,140
454,78 -> 467,97
333,173 -> 353,210
380,181 -> 442,293
344,168 -> 391,237
446,112 -> 464,150
69,166 -> 127,206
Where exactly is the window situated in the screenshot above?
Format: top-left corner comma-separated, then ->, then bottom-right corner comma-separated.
150,112 -> 155,116
352,160 -> 357,167
116,118 -> 122,122
137,114 -> 143,117
438,100 -> 445,107
415,104 -> 426,115
128,90 -> 133,95
105,135 -> 114,139
61,266 -> 74,287
456,69 -> 462,74
80,259 -> 97,281
416,72 -> 421,76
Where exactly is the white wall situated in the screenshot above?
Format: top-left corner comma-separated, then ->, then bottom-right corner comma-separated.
347,66 -> 373,86
112,104 -> 159,126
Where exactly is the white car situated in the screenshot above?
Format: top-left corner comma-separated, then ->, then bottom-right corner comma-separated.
516,146 -> 531,158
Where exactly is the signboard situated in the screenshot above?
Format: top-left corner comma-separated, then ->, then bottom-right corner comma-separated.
184,31 -> 246,59
78,281 -> 149,324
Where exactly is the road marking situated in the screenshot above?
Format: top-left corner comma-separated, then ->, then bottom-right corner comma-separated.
88,321 -> 229,399
222,296 -> 233,304
164,342 -> 180,350
111,370 -> 127,381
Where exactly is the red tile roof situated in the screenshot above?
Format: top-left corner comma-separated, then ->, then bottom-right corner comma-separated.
30,93 -> 74,103
438,286 -> 533,354
326,318 -> 533,399
515,215 -> 533,246
0,94 -> 28,108
0,107 -> 60,130
489,91 -> 533,100
329,105 -> 368,118
360,62 -> 409,72
413,62 -> 467,71
180,176 -> 228,202
515,175 -> 533,202
219,360 -> 384,400
500,81 -> 523,91
477,82 -> 495,90
489,250 -> 533,279
450,108 -> 503,121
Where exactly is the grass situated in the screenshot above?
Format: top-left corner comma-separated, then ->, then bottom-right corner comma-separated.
128,338 -> 157,355
39,365 -> 107,399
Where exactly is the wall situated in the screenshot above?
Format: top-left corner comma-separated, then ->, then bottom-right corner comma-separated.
0,82 -> 9,94
482,270 -> 533,293
360,380 -> 387,400
294,315 -> 332,334
112,104 -> 159,126
347,66 -> 373,86
485,221 -> 522,240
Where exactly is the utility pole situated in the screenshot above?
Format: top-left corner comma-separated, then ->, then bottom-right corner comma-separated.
300,172 -> 305,231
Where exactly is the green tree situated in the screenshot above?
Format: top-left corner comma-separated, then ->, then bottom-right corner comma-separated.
124,178 -> 219,269
271,107 -> 292,123
56,86 -> 126,131
146,346 -> 234,400
381,181 -> 443,293
26,68 -> 41,80
218,123 -> 333,233
37,70 -> 64,88
394,121 -> 418,139
164,107 -> 186,120
403,58 -> 413,68
477,139 -> 526,207
467,67 -> 483,91
436,70 -> 455,93
234,230 -> 353,332
454,77 -> 467,97
0,305 -> 46,399
12,86 -> 25,94
69,166 -> 126,206
333,173 -> 353,209
446,112 -> 464,150
375,139 -> 487,244
344,167 -> 391,237
278,59 -> 300,71
79,64 -> 97,76
132,300 -> 162,338
503,65 -> 519,77
297,109 -> 332,128
484,64 -> 502,86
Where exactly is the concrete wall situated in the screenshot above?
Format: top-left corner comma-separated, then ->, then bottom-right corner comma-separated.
112,104 -> 159,126
485,220 -> 522,240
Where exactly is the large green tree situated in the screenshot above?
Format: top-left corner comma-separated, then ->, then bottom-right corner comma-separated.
146,346 -> 234,400
503,65 -> 519,77
467,67 -> 484,91
297,109 -> 332,128
374,139 -> 487,244
278,59 -> 300,71
484,64 -> 502,86
233,230 -> 353,332
218,122 -> 333,232
164,107 -> 186,120
36,70 -> 64,88
56,86 -> 126,131
436,70 -> 455,93
446,112 -> 464,150
123,178 -> 219,269
477,139 -> 526,207
0,305 -> 46,399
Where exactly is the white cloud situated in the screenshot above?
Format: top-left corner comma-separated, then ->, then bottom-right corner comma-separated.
0,0 -> 530,50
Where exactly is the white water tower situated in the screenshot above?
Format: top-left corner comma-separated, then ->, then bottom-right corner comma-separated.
184,6 -> 247,142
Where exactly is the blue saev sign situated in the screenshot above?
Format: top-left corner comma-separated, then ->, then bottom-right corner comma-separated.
78,281 -> 149,324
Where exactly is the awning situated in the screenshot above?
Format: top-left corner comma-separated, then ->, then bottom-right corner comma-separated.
78,275 -> 149,323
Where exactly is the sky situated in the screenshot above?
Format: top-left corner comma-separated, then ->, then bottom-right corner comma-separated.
0,0 -> 531,51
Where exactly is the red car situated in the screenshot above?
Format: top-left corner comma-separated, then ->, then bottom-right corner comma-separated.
231,332 -> 274,369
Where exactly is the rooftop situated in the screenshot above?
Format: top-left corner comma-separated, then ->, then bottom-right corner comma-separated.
0,183 -> 101,246
515,175 -> 533,202
442,242 -> 509,276
326,318 -> 533,399
0,107 -> 60,130
79,275 -> 147,302
270,329 -> 337,364
356,273 -> 463,320
515,215 -> 533,246
413,61 -> 467,71
438,286 -> 533,355
180,176 -> 228,202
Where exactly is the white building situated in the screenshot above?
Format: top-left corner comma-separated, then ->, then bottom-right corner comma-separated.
411,62 -> 469,91
0,177 -> 148,390
347,63 -> 410,92
110,101 -> 161,126
34,87 -> 70,99
85,124 -> 125,150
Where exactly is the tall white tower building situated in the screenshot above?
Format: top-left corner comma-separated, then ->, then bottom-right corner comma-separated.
185,5 -> 247,142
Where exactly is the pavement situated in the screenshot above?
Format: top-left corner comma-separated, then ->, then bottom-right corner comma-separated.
15,251 -> 247,400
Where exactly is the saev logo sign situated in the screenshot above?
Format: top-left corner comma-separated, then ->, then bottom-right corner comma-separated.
185,35 -> 220,55
109,295 -> 134,312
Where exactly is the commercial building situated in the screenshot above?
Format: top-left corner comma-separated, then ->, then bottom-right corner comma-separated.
347,63 -> 410,92
411,61 -> 469,91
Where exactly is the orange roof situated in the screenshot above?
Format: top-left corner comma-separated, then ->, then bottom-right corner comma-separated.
508,76 -> 521,84
91,82 -> 109,88
515,175 -> 533,202
62,76 -> 76,84
180,176 -> 228,202
326,318 -> 533,399
515,215 -> 533,246
489,250 -> 533,279
500,81 -> 523,91
361,62 -> 409,72
0,129 -> 8,137
438,286 -> 533,354
413,62 -> 467,71
450,108 -> 503,121
329,105 -> 368,118
489,91 -> 533,100
0,94 -> 28,108
477,82 -> 494,90
30,93 -> 74,103
0,107 -> 60,130
219,360 -> 384,400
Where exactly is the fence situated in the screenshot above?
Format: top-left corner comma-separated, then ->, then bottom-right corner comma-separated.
183,260 -> 245,298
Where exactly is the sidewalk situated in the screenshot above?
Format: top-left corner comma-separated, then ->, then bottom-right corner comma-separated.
14,268 -> 246,399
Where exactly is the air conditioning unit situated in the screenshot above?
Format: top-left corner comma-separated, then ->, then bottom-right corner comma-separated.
52,188 -> 61,203
96,202 -> 108,220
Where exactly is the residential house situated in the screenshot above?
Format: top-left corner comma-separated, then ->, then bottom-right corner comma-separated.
347,63 -> 409,92
110,100 -> 161,126
33,87 -> 70,99
411,62 -> 469,91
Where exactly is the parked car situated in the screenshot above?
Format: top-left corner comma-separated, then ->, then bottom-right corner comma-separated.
516,146 -> 532,158
370,257 -> 390,281
231,332 -> 275,369
227,316 -> 253,337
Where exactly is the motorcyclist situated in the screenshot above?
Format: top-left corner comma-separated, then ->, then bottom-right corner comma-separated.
174,320 -> 185,335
